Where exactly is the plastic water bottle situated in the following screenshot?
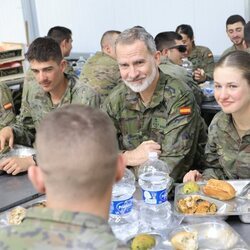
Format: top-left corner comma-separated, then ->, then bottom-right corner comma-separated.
138,152 -> 172,231
74,56 -> 86,76
182,58 -> 193,76
109,168 -> 139,242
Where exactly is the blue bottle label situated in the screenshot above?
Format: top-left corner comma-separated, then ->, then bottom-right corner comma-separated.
141,188 -> 167,204
110,197 -> 133,215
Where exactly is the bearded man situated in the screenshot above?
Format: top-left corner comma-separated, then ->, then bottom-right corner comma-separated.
102,27 -> 207,182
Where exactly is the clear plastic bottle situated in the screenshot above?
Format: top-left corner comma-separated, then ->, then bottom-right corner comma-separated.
138,152 -> 172,231
109,168 -> 139,242
74,56 -> 86,76
182,57 -> 193,76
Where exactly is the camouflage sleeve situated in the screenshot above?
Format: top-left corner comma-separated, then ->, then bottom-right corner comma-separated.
200,120 -> 227,180
0,83 -> 16,129
202,48 -> 214,80
10,87 -> 36,146
160,90 -> 205,181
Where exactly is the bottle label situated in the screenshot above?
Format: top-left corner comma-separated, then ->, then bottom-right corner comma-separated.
110,197 -> 133,215
141,188 -> 167,204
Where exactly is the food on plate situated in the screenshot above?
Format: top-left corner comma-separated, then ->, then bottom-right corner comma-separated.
203,179 -> 236,200
7,206 -> 26,225
171,231 -> 198,250
131,233 -> 156,250
177,195 -> 217,214
182,181 -> 200,194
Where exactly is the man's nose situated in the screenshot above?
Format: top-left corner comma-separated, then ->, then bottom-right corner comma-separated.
128,66 -> 139,79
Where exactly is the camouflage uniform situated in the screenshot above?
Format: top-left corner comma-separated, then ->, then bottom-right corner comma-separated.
79,52 -> 123,104
159,57 -> 203,106
221,45 -> 238,57
0,83 -> 15,129
102,70 -> 207,182
245,47 -> 250,53
201,112 -> 250,180
189,45 -> 214,81
12,73 -> 100,146
0,207 -> 123,250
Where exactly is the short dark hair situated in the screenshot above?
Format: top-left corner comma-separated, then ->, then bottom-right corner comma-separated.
215,51 -> 250,85
100,30 -> 121,49
154,31 -> 182,51
244,21 -> 250,46
26,37 -> 63,63
47,26 -> 72,44
226,15 -> 246,26
176,24 -> 194,40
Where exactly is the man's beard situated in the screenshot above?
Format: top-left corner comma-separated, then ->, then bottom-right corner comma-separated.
123,66 -> 157,93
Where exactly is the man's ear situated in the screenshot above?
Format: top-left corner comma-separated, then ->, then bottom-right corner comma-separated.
60,59 -> 67,73
115,153 -> 126,183
28,165 -> 46,194
161,48 -> 168,57
154,50 -> 162,65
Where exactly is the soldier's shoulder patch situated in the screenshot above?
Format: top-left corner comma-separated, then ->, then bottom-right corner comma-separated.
179,106 -> 191,115
3,102 -> 12,110
208,53 -> 213,58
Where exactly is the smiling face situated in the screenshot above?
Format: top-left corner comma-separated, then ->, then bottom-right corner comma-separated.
214,66 -> 250,115
30,59 -> 66,94
226,21 -> 245,46
116,40 -> 160,93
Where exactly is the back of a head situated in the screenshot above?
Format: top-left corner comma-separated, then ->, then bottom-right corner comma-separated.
36,105 -> 118,198
244,21 -> 250,47
26,37 -> 63,63
226,14 -> 246,26
215,50 -> 250,83
154,31 -> 182,51
116,27 -> 156,54
100,30 -> 121,50
176,24 -> 194,40
47,26 -> 72,44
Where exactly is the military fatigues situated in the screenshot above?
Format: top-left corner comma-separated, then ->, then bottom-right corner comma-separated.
189,45 -> 215,81
102,70 -> 207,182
201,112 -> 250,180
0,207 -> 123,250
12,73 -> 100,146
159,57 -> 203,106
0,83 -> 15,129
79,52 -> 123,104
221,45 -> 238,58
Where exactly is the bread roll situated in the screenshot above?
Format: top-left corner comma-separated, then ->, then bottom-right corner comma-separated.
171,231 -> 198,250
203,179 -> 236,200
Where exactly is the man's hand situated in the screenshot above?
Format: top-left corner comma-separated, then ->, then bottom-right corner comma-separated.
193,68 -> 206,83
123,140 -> 161,166
183,170 -> 203,182
0,127 -> 14,151
0,156 -> 35,175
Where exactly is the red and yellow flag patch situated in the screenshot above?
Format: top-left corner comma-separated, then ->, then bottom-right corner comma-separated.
179,106 -> 191,115
3,102 -> 12,110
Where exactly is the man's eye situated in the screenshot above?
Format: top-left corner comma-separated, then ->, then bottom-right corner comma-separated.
214,85 -> 221,89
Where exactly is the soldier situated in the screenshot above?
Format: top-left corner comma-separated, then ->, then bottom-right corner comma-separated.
102,27 -> 207,182
176,24 -> 215,83
0,105 -> 127,249
0,83 -> 15,130
79,30 -> 123,103
0,37 -> 100,175
155,31 -> 203,106
184,51 -> 250,181
244,21 -> 250,53
221,15 -> 246,57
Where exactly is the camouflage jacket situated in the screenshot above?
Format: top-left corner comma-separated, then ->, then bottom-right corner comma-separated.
201,112 -> 250,180
0,207 -> 121,250
159,57 -> 203,106
221,45 -> 238,58
12,74 -> 100,146
102,70 -> 207,182
79,52 -> 123,104
189,45 -> 214,81
0,83 -> 15,129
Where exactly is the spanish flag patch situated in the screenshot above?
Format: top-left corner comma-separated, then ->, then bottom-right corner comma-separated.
179,107 -> 191,115
3,102 -> 12,110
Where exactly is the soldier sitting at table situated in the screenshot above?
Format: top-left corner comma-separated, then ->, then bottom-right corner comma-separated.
0,105 -> 127,249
